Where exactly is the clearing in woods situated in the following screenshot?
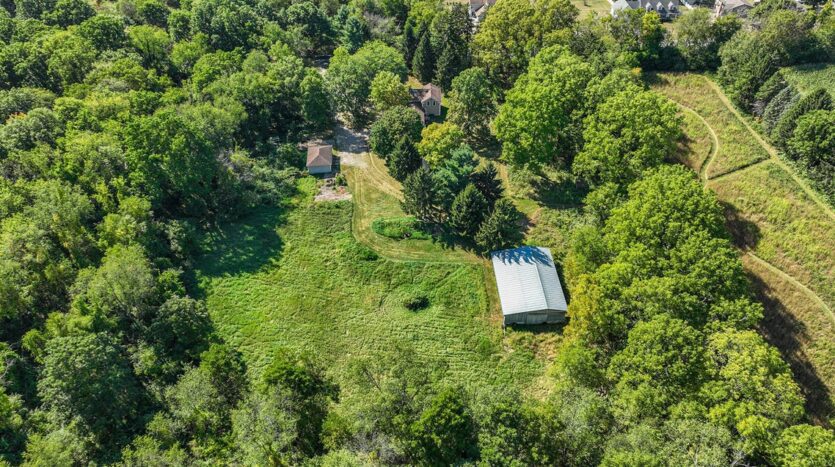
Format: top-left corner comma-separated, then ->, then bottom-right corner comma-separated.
651,72 -> 835,423
194,125 -> 561,404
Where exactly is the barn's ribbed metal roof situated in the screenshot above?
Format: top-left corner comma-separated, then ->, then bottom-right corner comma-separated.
491,246 -> 568,316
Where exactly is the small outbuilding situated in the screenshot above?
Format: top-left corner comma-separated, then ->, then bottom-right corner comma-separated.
491,246 -> 568,326
307,145 -> 333,174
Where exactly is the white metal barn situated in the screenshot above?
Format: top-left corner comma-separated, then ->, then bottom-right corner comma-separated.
491,246 -> 568,326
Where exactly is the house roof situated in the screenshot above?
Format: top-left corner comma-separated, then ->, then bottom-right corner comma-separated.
491,246 -> 568,316
421,83 -> 442,103
306,145 -> 333,167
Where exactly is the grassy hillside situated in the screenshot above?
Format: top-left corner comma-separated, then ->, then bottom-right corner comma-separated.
650,73 -> 769,178
651,72 -> 835,422
195,178 -> 546,404
783,63 -> 835,95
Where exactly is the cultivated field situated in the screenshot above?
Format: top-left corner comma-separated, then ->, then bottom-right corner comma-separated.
652,72 -> 835,421
782,63 -> 835,95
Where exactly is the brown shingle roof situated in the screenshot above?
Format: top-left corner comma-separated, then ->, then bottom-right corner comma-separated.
307,145 -> 333,167
421,83 -> 442,103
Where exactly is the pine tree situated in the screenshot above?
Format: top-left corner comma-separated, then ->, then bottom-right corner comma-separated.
402,166 -> 437,222
475,198 -> 522,253
402,20 -> 418,68
435,42 -> 469,91
449,184 -> 488,238
470,162 -> 504,208
389,137 -> 422,182
412,28 -> 435,84
342,15 -> 369,54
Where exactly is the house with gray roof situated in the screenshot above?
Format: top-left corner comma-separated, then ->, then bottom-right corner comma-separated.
491,246 -> 568,326
611,0 -> 682,20
409,83 -> 443,124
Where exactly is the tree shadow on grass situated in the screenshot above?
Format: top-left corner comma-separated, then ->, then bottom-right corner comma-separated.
186,205 -> 288,296
750,272 -> 835,426
720,200 -> 762,250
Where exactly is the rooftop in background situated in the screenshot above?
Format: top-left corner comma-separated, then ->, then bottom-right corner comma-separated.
491,246 -> 568,324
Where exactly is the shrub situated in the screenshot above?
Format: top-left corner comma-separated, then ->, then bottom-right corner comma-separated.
403,294 -> 429,311
371,217 -> 431,240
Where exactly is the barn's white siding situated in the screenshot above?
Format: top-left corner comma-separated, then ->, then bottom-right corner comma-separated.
491,246 -> 568,326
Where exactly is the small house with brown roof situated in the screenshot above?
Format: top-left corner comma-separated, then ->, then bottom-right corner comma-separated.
307,145 -> 333,175
409,83 -> 443,125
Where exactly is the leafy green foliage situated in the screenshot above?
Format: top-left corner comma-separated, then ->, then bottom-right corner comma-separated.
446,67 -> 497,146
369,105 -> 423,159
574,89 -> 681,187
388,136 -> 422,182
474,198 -> 522,253
326,41 -> 407,127
494,46 -> 594,168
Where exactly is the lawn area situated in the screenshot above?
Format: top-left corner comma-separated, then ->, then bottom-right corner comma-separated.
195,178 -> 547,402
343,151 -> 476,263
649,73 -> 769,178
782,63 -> 835,95
571,0 -> 612,17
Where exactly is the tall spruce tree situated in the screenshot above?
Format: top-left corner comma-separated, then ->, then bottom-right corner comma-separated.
450,184 -> 488,238
412,28 -> 435,84
402,166 -> 438,222
402,20 -> 418,68
389,136 -> 422,182
470,162 -> 504,208
475,198 -> 522,252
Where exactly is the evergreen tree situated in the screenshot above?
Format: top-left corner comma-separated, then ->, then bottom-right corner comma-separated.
402,20 -> 418,68
772,88 -> 833,148
402,167 -> 438,222
475,198 -> 522,252
470,162 -> 504,208
412,28 -> 435,84
450,184 -> 488,238
341,15 -> 369,54
389,137 -> 422,182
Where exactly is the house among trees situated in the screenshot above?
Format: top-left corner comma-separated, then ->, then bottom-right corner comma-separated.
611,0 -> 681,20
410,83 -> 443,124
491,246 -> 568,326
713,0 -> 756,17
306,145 -> 333,175
468,0 -> 497,25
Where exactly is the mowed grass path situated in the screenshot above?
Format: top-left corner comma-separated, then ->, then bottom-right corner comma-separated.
195,178 -> 544,400
651,73 -> 769,178
652,72 -> 835,422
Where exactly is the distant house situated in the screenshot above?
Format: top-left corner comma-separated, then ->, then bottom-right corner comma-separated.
491,246 -> 568,326
306,145 -> 333,174
409,83 -> 443,124
469,0 -> 496,24
713,0 -> 755,17
611,0 -> 681,20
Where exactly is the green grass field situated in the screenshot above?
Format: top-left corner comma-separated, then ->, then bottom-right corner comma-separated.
709,162 -> 835,311
650,73 -> 769,178
571,0 -> 612,17
782,63 -> 835,96
654,72 -> 835,421
195,177 -> 548,404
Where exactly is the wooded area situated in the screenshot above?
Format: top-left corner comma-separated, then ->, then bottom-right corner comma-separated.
0,0 -> 833,464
